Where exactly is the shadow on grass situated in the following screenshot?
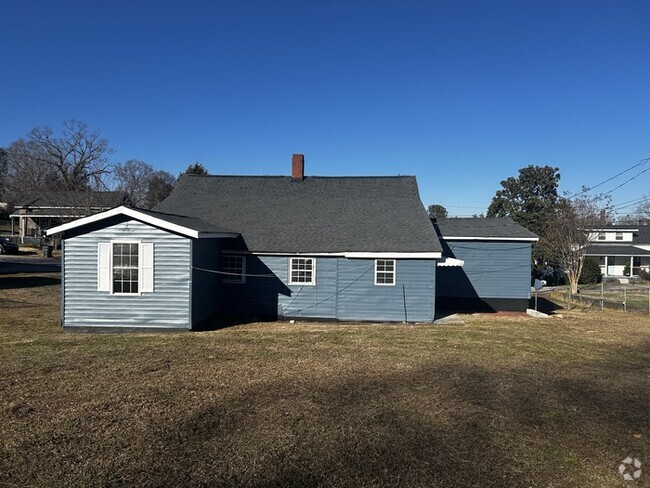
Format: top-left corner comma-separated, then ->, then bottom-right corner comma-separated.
534,296 -> 564,314
122,350 -> 646,486
0,275 -> 60,289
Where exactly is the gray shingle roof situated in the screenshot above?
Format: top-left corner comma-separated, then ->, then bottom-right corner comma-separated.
434,217 -> 538,239
586,244 -> 650,256
133,208 -> 232,234
16,191 -> 128,208
154,175 -> 441,253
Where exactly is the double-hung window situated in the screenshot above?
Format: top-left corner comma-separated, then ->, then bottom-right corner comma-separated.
597,232 -> 606,241
615,232 -> 624,241
97,242 -> 154,295
375,259 -> 396,285
113,242 -> 139,294
223,255 -> 245,283
289,257 -> 315,285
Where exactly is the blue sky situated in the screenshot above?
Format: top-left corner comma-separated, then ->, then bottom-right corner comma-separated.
1,1 -> 649,216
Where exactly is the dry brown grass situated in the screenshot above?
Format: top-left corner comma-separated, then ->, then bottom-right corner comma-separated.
1,273 -> 649,487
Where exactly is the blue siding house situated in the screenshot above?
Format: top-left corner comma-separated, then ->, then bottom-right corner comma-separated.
433,218 -> 538,312
47,155 -> 443,330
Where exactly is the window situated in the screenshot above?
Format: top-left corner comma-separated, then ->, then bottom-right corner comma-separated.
113,242 -> 139,294
375,259 -> 396,285
615,232 -> 623,241
223,255 -> 245,283
97,242 -> 153,294
289,258 -> 315,285
597,232 -> 606,241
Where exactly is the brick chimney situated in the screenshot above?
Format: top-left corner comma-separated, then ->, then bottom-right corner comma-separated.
599,209 -> 606,225
292,154 -> 304,181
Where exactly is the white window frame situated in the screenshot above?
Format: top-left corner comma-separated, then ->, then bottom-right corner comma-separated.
289,257 -> 316,286
222,254 -> 246,284
374,259 -> 396,286
597,232 -> 606,241
111,240 -> 142,296
615,232 -> 624,241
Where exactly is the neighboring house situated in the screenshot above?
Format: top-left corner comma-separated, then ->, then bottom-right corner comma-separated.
433,218 -> 538,312
46,155 -> 537,330
585,226 -> 650,277
10,191 -> 128,241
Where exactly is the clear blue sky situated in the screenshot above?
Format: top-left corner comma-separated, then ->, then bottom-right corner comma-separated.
2,1 -> 649,216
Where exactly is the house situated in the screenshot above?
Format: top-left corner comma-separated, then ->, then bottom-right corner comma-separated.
10,191 -> 128,242
585,225 -> 650,277
46,155 -> 537,330
433,217 -> 538,312
46,155 -> 443,329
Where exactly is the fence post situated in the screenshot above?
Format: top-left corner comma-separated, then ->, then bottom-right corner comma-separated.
648,288 -> 649,315
600,281 -> 604,311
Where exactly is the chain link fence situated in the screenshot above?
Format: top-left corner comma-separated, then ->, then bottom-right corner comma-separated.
547,282 -> 650,314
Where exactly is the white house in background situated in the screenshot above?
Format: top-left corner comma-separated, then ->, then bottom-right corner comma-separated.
585,226 -> 650,277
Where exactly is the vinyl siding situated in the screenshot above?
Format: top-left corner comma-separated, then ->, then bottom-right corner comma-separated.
191,239 -> 222,325
437,241 -> 532,299
221,256 -> 436,322
63,220 -> 191,328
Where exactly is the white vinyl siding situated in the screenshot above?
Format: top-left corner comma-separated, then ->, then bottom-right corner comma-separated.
289,257 -> 315,285
375,259 -> 396,285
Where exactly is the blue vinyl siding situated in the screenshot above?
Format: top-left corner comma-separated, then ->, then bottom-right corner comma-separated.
62,220 -> 192,329
191,239 -> 222,326
222,256 -> 436,322
438,241 -> 532,299
337,259 -> 436,322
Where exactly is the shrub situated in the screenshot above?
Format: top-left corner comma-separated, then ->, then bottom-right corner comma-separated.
638,269 -> 650,281
579,258 -> 602,284
623,263 -> 631,276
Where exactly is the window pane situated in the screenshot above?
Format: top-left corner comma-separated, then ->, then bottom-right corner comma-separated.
112,243 -> 140,294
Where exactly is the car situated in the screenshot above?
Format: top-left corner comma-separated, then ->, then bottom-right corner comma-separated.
0,236 -> 19,254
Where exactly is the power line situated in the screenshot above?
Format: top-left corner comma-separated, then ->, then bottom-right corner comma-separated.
568,157 -> 649,199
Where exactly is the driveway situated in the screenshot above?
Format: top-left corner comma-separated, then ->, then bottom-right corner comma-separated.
0,253 -> 61,274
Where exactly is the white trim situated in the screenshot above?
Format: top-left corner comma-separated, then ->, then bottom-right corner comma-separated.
588,228 -> 639,232
374,259 -> 396,286
225,251 -> 443,259
442,236 -> 538,242
288,257 -> 316,286
45,206 -> 239,239
437,257 -> 465,267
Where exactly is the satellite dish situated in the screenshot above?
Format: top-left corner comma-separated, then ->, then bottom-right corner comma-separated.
534,279 -> 546,291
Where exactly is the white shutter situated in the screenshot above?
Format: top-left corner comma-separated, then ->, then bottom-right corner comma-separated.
97,243 -> 111,292
140,242 -> 154,293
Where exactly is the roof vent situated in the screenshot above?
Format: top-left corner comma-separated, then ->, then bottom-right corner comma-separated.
292,154 -> 304,181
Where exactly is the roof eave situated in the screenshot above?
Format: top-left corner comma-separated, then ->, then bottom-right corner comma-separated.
442,236 -> 539,242
45,206 -> 235,239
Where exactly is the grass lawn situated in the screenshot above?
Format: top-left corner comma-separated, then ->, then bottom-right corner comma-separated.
1,274 -> 649,487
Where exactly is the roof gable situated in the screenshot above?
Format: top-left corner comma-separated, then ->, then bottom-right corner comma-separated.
153,174 -> 442,254
46,206 -> 238,239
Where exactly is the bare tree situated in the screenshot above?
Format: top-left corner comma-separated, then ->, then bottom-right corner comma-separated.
541,196 -> 603,294
113,159 -> 154,207
24,120 -> 113,192
4,120 -> 115,215
146,170 -> 176,209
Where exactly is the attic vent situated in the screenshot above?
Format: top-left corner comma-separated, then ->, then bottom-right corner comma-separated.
292,154 -> 304,181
